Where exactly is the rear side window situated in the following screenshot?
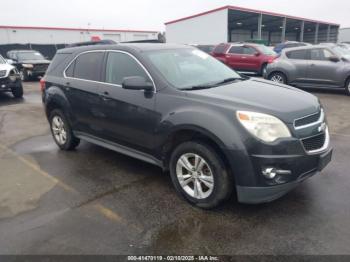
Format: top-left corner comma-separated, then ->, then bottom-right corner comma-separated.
73,52 -> 104,81
105,52 -> 149,86
228,46 -> 244,54
213,44 -> 228,54
286,50 -> 308,60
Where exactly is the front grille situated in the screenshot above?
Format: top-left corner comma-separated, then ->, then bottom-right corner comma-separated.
295,111 -> 321,127
302,133 -> 326,152
34,64 -> 49,72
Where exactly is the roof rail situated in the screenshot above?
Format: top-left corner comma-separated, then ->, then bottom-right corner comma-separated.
66,39 -> 117,48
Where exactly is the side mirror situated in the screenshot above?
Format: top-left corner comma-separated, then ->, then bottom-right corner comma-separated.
254,52 -> 261,57
329,56 -> 340,62
6,59 -> 14,64
122,76 -> 154,92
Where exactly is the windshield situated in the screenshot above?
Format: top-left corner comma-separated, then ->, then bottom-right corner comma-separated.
256,45 -> 276,56
0,55 -> 5,64
145,48 -> 242,90
332,46 -> 350,58
17,51 -> 45,61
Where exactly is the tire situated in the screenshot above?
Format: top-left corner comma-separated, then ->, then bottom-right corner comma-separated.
19,69 -> 29,81
169,141 -> 232,209
345,78 -> 350,96
260,63 -> 267,76
268,72 -> 287,84
11,83 -> 23,98
49,109 -> 80,150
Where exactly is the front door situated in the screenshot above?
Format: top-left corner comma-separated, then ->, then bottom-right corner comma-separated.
306,48 -> 342,87
98,51 -> 158,153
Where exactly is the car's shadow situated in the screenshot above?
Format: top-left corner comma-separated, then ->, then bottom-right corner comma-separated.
0,92 -> 24,106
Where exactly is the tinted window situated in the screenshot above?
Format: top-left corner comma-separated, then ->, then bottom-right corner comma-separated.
229,46 -> 244,54
310,48 -> 333,61
213,44 -> 228,54
243,46 -> 256,55
65,60 -> 75,77
73,52 -> 104,81
286,50 -> 308,60
105,52 -> 149,85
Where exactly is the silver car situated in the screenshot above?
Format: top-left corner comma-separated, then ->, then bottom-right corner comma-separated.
265,45 -> 350,96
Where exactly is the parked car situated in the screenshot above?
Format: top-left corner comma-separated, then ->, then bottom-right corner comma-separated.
266,45 -> 350,96
191,44 -> 215,54
211,43 -> 276,75
6,50 -> 51,81
273,41 -> 311,54
0,54 -> 23,98
42,44 -> 332,208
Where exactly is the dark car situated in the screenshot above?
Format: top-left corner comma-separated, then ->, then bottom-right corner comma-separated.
273,41 -> 311,54
211,43 -> 276,75
0,54 -> 23,98
7,50 -> 51,81
41,44 -> 332,208
266,45 -> 350,96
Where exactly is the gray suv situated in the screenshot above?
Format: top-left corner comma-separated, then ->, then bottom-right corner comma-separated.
266,45 -> 350,96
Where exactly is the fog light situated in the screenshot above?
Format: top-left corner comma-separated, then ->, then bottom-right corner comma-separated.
262,167 -> 292,179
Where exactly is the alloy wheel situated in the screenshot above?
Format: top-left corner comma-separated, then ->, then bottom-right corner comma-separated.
176,153 -> 214,199
270,74 -> 284,83
51,116 -> 67,145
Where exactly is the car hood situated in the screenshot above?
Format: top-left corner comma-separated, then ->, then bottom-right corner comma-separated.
0,63 -> 15,72
19,59 -> 51,64
186,78 -> 320,124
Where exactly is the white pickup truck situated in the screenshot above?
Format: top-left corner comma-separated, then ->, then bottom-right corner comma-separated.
0,55 -> 23,98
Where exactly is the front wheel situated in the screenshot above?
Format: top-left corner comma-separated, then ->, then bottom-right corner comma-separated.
19,69 -> 29,81
169,141 -> 232,209
268,72 -> 287,84
345,78 -> 350,96
11,83 -> 23,98
49,109 -> 80,150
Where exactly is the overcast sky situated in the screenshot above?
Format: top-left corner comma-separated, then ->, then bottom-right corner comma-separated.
1,0 -> 349,31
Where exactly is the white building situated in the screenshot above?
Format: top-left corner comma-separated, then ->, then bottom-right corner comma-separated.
165,5 -> 340,45
339,28 -> 350,43
0,25 -> 159,44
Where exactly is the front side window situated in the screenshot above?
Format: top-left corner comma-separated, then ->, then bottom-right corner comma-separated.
310,48 -> 333,61
105,52 -> 150,86
145,48 -> 242,90
73,52 -> 104,81
243,47 -> 257,55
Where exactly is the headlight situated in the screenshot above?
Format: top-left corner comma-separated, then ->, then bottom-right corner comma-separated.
22,64 -> 34,69
237,111 -> 291,143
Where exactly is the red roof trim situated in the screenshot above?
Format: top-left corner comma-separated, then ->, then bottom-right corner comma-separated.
0,25 -> 158,33
165,5 -> 340,26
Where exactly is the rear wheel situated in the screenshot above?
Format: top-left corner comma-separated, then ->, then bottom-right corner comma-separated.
49,109 -> 80,150
269,72 -> 287,84
345,78 -> 350,96
169,141 -> 232,209
11,83 -> 23,98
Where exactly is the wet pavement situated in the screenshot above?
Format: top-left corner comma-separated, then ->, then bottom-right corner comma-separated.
0,82 -> 350,255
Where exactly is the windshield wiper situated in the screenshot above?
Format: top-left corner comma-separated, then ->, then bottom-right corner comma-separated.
213,77 -> 247,85
181,77 -> 248,91
181,84 -> 217,91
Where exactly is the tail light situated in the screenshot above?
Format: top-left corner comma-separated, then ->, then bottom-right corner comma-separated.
268,57 -> 277,64
40,78 -> 46,92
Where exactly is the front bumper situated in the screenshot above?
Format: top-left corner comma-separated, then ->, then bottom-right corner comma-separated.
234,147 -> 333,204
0,76 -> 21,92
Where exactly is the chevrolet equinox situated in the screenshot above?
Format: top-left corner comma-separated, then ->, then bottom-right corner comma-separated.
42,44 -> 333,209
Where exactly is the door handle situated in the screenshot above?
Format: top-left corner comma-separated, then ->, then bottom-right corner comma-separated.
100,91 -> 111,101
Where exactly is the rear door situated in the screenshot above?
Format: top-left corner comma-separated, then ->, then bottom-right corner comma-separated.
306,48 -> 342,87
64,51 -> 106,137
241,45 -> 261,72
285,49 -> 310,84
225,46 -> 245,70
